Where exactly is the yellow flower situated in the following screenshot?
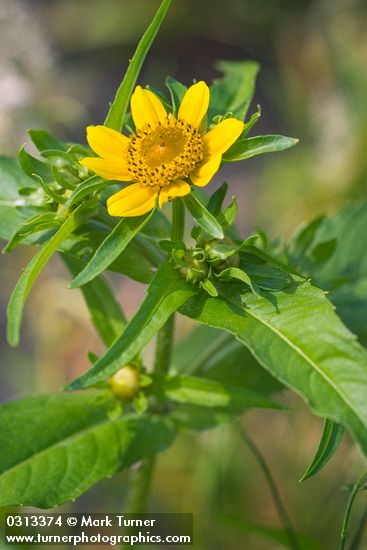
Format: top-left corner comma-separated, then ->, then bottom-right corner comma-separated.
80,81 -> 244,217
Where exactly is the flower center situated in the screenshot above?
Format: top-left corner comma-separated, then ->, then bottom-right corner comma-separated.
127,116 -> 203,188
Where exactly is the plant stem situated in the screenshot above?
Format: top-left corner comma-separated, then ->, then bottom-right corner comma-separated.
340,470 -> 367,550
238,426 -> 301,550
126,316 -> 174,516
154,314 -> 175,375
125,202 -> 184,517
171,198 -> 185,242
350,503 -> 367,550
125,318 -> 174,517
126,458 -> 156,514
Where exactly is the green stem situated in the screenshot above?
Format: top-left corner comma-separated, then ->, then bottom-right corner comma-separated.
126,458 -> 156,514
340,470 -> 367,550
125,201 -> 184,515
171,198 -> 185,242
350,504 -> 367,549
154,315 -> 175,375
238,427 -> 301,550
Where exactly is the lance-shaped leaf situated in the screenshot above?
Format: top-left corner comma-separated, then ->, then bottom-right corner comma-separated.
165,76 -> 187,115
207,182 -> 228,216
151,374 -> 282,411
300,420 -> 344,482
28,130 -> 68,153
104,0 -> 171,131
223,135 -> 299,162
60,228 -> 158,284
217,267 -> 260,296
67,263 -> 199,390
33,174 -> 66,204
63,255 -> 126,347
183,193 -> 224,239
288,199 -> 367,344
71,210 -> 155,288
18,145 -> 53,183
3,212 -> 60,253
0,391 -> 175,508
242,106 -> 261,137
7,199 -> 98,347
208,60 -> 260,121
240,261 -> 292,292
172,325 -> 283,396
61,175 -> 106,211
0,156 -> 45,241
180,279 -> 367,457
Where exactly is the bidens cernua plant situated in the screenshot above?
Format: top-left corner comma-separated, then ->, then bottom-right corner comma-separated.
0,1 -> 366,548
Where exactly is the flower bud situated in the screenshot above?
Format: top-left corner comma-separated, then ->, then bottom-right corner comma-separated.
177,251 -> 210,283
204,237 -> 240,272
110,365 -> 140,401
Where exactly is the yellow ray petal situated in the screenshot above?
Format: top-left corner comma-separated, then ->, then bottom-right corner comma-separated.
107,183 -> 157,217
86,125 -> 129,159
190,155 -> 222,187
131,86 -> 167,130
158,180 -> 191,207
178,81 -> 210,128
203,118 -> 244,157
80,157 -> 131,181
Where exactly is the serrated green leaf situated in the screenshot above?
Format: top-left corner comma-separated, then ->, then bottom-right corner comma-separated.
300,419 -> 344,482
180,278 -> 367,457
209,60 -> 260,121
165,76 -> 187,115
223,135 -> 299,162
71,210 -> 154,288
7,200 -> 97,347
104,0 -> 172,131
63,255 -> 126,347
152,374 -> 282,411
183,193 -> 224,239
0,392 -> 175,508
66,263 -> 199,390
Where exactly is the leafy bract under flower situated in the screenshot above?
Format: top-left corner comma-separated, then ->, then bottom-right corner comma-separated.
80,82 -> 244,217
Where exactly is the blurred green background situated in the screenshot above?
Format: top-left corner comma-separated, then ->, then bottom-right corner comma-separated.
1,0 -> 366,548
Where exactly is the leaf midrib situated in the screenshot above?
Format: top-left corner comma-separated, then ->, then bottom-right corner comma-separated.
220,289 -> 366,432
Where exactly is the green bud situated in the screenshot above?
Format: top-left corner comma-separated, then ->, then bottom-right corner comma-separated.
204,237 -> 240,272
178,252 -> 210,283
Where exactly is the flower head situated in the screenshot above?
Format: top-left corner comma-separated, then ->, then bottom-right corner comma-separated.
80,81 -> 244,217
